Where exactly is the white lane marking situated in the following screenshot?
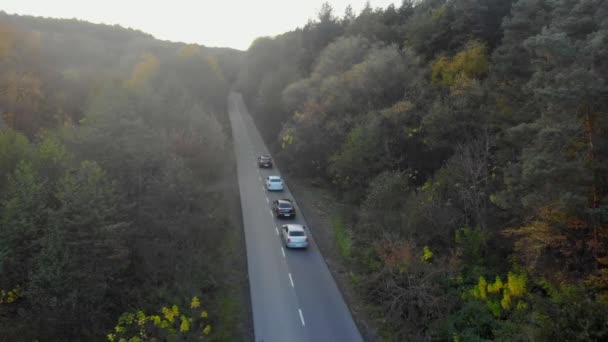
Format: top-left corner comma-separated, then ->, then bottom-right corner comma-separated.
266,197 -> 269,204
298,309 -> 306,326
281,247 -> 286,258
262,185 -> 266,192
269,210 -> 274,218
275,227 -> 279,236
288,273 -> 294,288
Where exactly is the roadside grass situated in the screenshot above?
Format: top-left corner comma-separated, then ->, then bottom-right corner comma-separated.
331,216 -> 353,259
211,290 -> 241,342
208,212 -> 249,342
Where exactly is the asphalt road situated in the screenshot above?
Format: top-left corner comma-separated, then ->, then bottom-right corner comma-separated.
228,92 -> 363,342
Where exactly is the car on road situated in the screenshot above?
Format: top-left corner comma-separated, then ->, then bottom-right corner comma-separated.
258,155 -> 273,168
280,224 -> 309,249
273,199 -> 296,218
266,175 -> 284,191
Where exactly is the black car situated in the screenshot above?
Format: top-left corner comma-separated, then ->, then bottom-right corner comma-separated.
258,155 -> 273,168
272,199 -> 296,218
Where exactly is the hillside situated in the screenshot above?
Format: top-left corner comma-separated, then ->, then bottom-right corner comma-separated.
237,0 -> 608,340
0,12 -> 247,341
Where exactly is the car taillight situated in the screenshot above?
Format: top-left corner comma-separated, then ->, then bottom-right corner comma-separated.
287,238 -> 291,243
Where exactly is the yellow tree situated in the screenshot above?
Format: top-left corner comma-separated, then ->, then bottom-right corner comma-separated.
125,53 -> 160,89
0,23 -> 16,61
0,71 -> 43,131
431,40 -> 489,93
0,22 -> 44,135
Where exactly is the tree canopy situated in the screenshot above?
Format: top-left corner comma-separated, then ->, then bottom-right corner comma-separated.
0,12 -> 246,341
237,0 -> 608,339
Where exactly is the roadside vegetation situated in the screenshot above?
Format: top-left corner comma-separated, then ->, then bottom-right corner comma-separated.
0,13 -> 247,341
237,0 -> 608,340
332,216 -> 353,259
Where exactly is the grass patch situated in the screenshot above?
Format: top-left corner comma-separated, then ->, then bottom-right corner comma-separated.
207,215 -> 248,342
211,291 -> 241,342
332,216 -> 353,259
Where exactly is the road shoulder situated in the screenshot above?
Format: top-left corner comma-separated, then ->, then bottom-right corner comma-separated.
285,177 -> 381,342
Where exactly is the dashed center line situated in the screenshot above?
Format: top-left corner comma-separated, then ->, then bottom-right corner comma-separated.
298,309 -> 306,326
275,227 -> 279,236
266,197 -> 269,204
288,273 -> 294,288
269,210 -> 274,218
281,247 -> 286,258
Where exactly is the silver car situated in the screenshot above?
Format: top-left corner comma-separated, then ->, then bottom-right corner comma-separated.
266,175 -> 284,191
280,224 -> 309,249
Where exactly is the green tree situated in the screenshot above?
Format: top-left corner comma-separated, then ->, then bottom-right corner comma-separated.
28,160 -> 129,339
0,161 -> 47,288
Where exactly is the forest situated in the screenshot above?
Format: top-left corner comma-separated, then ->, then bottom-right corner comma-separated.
0,12 -> 247,341
237,0 -> 608,340
2,0 -> 608,340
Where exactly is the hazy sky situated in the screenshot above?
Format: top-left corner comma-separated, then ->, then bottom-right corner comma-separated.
1,1 -> 400,50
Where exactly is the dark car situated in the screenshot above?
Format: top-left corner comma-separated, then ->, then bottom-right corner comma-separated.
273,199 -> 296,218
258,155 -> 273,168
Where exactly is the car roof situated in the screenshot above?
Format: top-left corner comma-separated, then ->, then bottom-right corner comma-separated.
277,198 -> 293,204
268,175 -> 281,180
284,224 -> 305,232
259,155 -> 271,158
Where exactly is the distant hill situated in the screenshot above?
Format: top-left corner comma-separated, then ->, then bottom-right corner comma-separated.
0,11 -> 242,81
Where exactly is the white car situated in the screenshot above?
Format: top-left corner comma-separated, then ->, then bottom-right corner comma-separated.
266,175 -> 284,191
280,224 -> 309,249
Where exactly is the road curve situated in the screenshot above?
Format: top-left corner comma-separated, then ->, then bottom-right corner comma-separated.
228,92 -> 363,342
